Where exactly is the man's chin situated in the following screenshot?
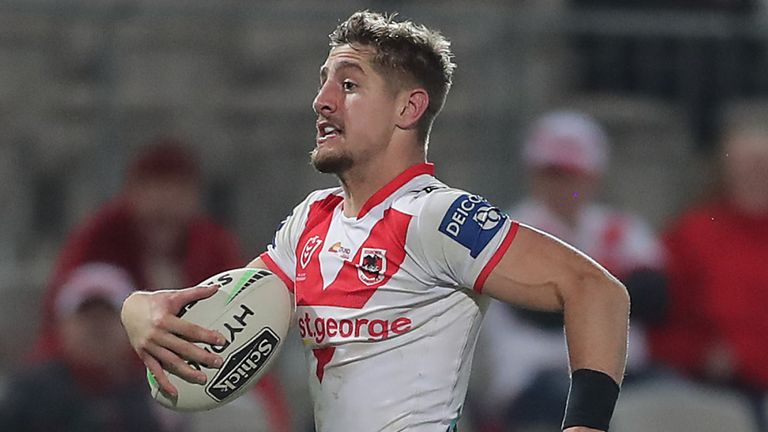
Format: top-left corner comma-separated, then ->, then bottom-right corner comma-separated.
310,150 -> 353,174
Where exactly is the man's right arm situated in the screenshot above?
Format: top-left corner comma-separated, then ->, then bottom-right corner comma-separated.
123,188 -> 313,397
120,258 -> 270,398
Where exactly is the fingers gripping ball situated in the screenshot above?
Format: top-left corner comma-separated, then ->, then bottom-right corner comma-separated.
147,268 -> 292,411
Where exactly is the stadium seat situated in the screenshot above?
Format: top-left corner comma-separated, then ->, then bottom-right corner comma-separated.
611,380 -> 759,432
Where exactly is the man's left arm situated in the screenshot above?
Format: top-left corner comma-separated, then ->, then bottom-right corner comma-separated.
481,223 -> 630,432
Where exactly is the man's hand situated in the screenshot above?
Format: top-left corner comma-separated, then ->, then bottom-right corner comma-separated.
120,285 -> 226,398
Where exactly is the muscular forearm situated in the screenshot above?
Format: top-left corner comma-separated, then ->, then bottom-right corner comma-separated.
480,225 -> 628,431
563,272 -> 629,385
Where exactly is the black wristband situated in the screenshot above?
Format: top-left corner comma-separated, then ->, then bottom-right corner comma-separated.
562,368 -> 620,431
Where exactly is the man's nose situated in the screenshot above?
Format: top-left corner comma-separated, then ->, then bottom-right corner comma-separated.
313,81 -> 336,115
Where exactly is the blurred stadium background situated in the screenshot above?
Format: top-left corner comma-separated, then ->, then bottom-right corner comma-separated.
0,0 -> 766,431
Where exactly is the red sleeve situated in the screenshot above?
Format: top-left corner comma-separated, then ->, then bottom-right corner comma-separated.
473,222 -> 519,293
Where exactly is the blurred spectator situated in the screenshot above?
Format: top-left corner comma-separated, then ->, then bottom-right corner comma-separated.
472,111 -> 667,431
31,137 -> 291,432
648,104 -> 768,430
0,263 -> 169,431
35,137 -> 242,357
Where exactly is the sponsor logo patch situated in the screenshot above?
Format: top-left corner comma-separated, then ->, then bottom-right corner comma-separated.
327,241 -> 351,260
205,328 -> 280,402
298,312 -> 413,344
438,194 -> 507,257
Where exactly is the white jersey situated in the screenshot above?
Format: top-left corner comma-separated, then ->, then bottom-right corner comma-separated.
260,163 -> 518,432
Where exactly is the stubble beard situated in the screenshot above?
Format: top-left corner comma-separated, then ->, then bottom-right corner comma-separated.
310,146 -> 354,174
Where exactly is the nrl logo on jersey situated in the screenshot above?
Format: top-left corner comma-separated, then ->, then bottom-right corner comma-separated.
300,235 -> 323,269
357,248 -> 387,286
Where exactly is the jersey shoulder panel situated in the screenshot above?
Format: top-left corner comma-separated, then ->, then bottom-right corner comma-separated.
390,178 -> 452,216
419,187 -> 510,258
265,187 -> 342,282
408,185 -> 516,290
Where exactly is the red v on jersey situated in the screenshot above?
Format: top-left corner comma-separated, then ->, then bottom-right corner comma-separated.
295,205 -> 411,309
312,347 -> 336,382
262,163 -> 513,427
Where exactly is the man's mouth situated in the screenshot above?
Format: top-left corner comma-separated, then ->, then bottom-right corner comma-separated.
317,121 -> 342,144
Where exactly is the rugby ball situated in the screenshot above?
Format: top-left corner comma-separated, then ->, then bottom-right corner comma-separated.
147,268 -> 292,411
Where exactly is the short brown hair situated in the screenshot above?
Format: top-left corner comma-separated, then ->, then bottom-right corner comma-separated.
329,11 -> 456,143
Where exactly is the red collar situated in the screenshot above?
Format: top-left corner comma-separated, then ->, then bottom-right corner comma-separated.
356,163 -> 435,218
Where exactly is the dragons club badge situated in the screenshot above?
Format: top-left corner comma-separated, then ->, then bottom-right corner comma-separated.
357,248 -> 387,285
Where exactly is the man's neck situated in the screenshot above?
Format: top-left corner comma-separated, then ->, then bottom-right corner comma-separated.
339,154 -> 425,218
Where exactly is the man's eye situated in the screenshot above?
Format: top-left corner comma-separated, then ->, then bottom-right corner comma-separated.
342,80 -> 356,91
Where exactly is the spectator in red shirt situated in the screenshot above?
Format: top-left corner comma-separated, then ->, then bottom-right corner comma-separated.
35,137 -> 241,358
32,137 -> 291,432
649,104 -> 768,430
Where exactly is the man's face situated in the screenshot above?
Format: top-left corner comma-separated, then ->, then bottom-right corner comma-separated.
59,300 -> 131,369
531,165 -> 600,218
311,44 -> 400,174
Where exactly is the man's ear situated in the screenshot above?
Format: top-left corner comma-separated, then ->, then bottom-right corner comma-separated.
396,89 -> 429,130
